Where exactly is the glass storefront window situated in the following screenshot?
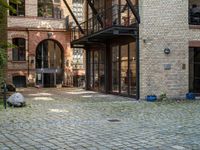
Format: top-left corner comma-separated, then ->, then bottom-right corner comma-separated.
129,42 -> 137,96
112,46 -> 120,93
94,51 -> 99,90
90,50 -> 94,88
99,50 -> 105,92
111,41 -> 137,97
89,48 -> 105,91
120,44 -> 128,94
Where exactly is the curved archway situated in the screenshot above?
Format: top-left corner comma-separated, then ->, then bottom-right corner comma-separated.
35,39 -> 64,87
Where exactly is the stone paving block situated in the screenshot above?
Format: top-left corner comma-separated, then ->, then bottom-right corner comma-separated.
0,88 -> 200,149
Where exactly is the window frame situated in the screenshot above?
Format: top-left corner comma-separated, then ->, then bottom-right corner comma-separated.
9,0 -> 25,16
12,38 -> 26,61
38,0 -> 62,19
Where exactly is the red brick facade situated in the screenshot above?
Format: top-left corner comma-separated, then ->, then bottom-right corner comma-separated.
6,0 -> 77,87
7,28 -> 73,87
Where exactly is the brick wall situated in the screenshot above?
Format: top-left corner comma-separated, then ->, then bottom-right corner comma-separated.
6,0 -> 74,86
139,0 -> 200,99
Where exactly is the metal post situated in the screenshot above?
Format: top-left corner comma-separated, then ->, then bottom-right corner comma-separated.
3,81 -> 7,109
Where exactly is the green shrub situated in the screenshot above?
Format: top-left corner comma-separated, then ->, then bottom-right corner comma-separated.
159,93 -> 168,101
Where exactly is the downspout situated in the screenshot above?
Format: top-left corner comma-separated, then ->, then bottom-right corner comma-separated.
27,28 -> 30,85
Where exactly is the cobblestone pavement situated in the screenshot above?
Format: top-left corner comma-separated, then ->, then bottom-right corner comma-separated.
0,88 -> 200,150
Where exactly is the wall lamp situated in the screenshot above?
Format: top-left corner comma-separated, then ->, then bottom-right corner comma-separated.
164,48 -> 171,55
47,32 -> 53,38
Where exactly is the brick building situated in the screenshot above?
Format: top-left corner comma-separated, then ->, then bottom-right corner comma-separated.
70,0 -> 200,99
6,0 -> 85,87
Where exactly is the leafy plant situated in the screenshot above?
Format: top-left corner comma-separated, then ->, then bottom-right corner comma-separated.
159,93 -> 168,101
0,0 -> 21,13
0,0 -> 20,83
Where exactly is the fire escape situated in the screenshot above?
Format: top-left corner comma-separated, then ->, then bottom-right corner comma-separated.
63,0 -> 140,48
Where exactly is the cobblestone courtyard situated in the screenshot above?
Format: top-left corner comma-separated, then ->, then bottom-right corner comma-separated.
0,88 -> 200,150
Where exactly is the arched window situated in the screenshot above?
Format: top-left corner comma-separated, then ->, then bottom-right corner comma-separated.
38,0 -> 62,18
36,40 -> 63,69
12,38 -> 26,61
9,0 -> 25,16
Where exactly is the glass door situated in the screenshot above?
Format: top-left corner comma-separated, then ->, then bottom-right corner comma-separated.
190,47 -> 200,93
112,45 -> 120,93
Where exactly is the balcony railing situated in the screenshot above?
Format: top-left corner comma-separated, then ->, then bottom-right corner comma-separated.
71,4 -> 138,41
189,6 -> 200,25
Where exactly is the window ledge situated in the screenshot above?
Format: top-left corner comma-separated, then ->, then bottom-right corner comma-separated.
11,61 -> 27,63
9,15 -> 25,18
37,17 -> 64,21
189,25 -> 200,29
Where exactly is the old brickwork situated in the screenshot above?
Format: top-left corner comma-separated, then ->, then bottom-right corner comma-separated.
139,0 -> 200,99
6,0 -> 74,87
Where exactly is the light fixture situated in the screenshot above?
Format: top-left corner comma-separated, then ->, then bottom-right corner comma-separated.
47,32 -> 53,38
164,48 -> 171,55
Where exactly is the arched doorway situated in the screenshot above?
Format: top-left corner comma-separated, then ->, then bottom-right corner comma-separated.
36,39 -> 64,87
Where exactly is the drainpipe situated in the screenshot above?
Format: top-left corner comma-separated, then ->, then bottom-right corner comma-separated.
27,28 -> 30,85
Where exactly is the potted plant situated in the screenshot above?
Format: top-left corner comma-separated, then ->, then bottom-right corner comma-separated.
186,92 -> 195,100
146,95 -> 157,102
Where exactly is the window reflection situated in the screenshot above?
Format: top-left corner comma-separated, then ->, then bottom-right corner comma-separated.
120,44 -> 128,94
112,46 -> 119,93
89,49 -> 105,91
129,42 -> 137,96
12,38 -> 26,61
111,41 -> 137,96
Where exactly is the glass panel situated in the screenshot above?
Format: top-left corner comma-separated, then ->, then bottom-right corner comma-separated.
36,44 -> 42,68
49,40 -> 55,68
194,64 -> 200,77
189,48 -> 194,92
112,45 -> 119,93
190,47 -> 200,93
194,48 -> 200,62
55,43 -> 62,68
94,51 -> 99,90
54,7 -> 61,19
99,49 -> 105,92
12,48 -> 18,61
13,76 -> 26,87
38,0 -> 53,18
120,44 -> 128,94
18,48 -> 25,61
36,73 -> 42,85
36,40 -> 62,69
56,73 -> 63,84
43,41 -> 49,68
189,1 -> 200,25
90,50 -> 94,88
12,38 -> 26,61
129,42 -> 137,96
9,2 -> 17,16
18,0 -> 25,16
9,0 -> 25,16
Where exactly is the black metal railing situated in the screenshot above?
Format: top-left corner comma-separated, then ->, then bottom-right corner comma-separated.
189,5 -> 200,25
71,4 -> 138,41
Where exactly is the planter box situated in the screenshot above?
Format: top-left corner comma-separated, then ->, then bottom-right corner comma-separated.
186,93 -> 195,100
146,95 -> 157,102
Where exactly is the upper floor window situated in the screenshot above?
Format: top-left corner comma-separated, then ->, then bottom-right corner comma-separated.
189,1 -> 200,25
9,0 -> 25,16
72,48 -> 84,69
12,38 -> 26,61
38,0 -> 62,19
72,0 -> 84,27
